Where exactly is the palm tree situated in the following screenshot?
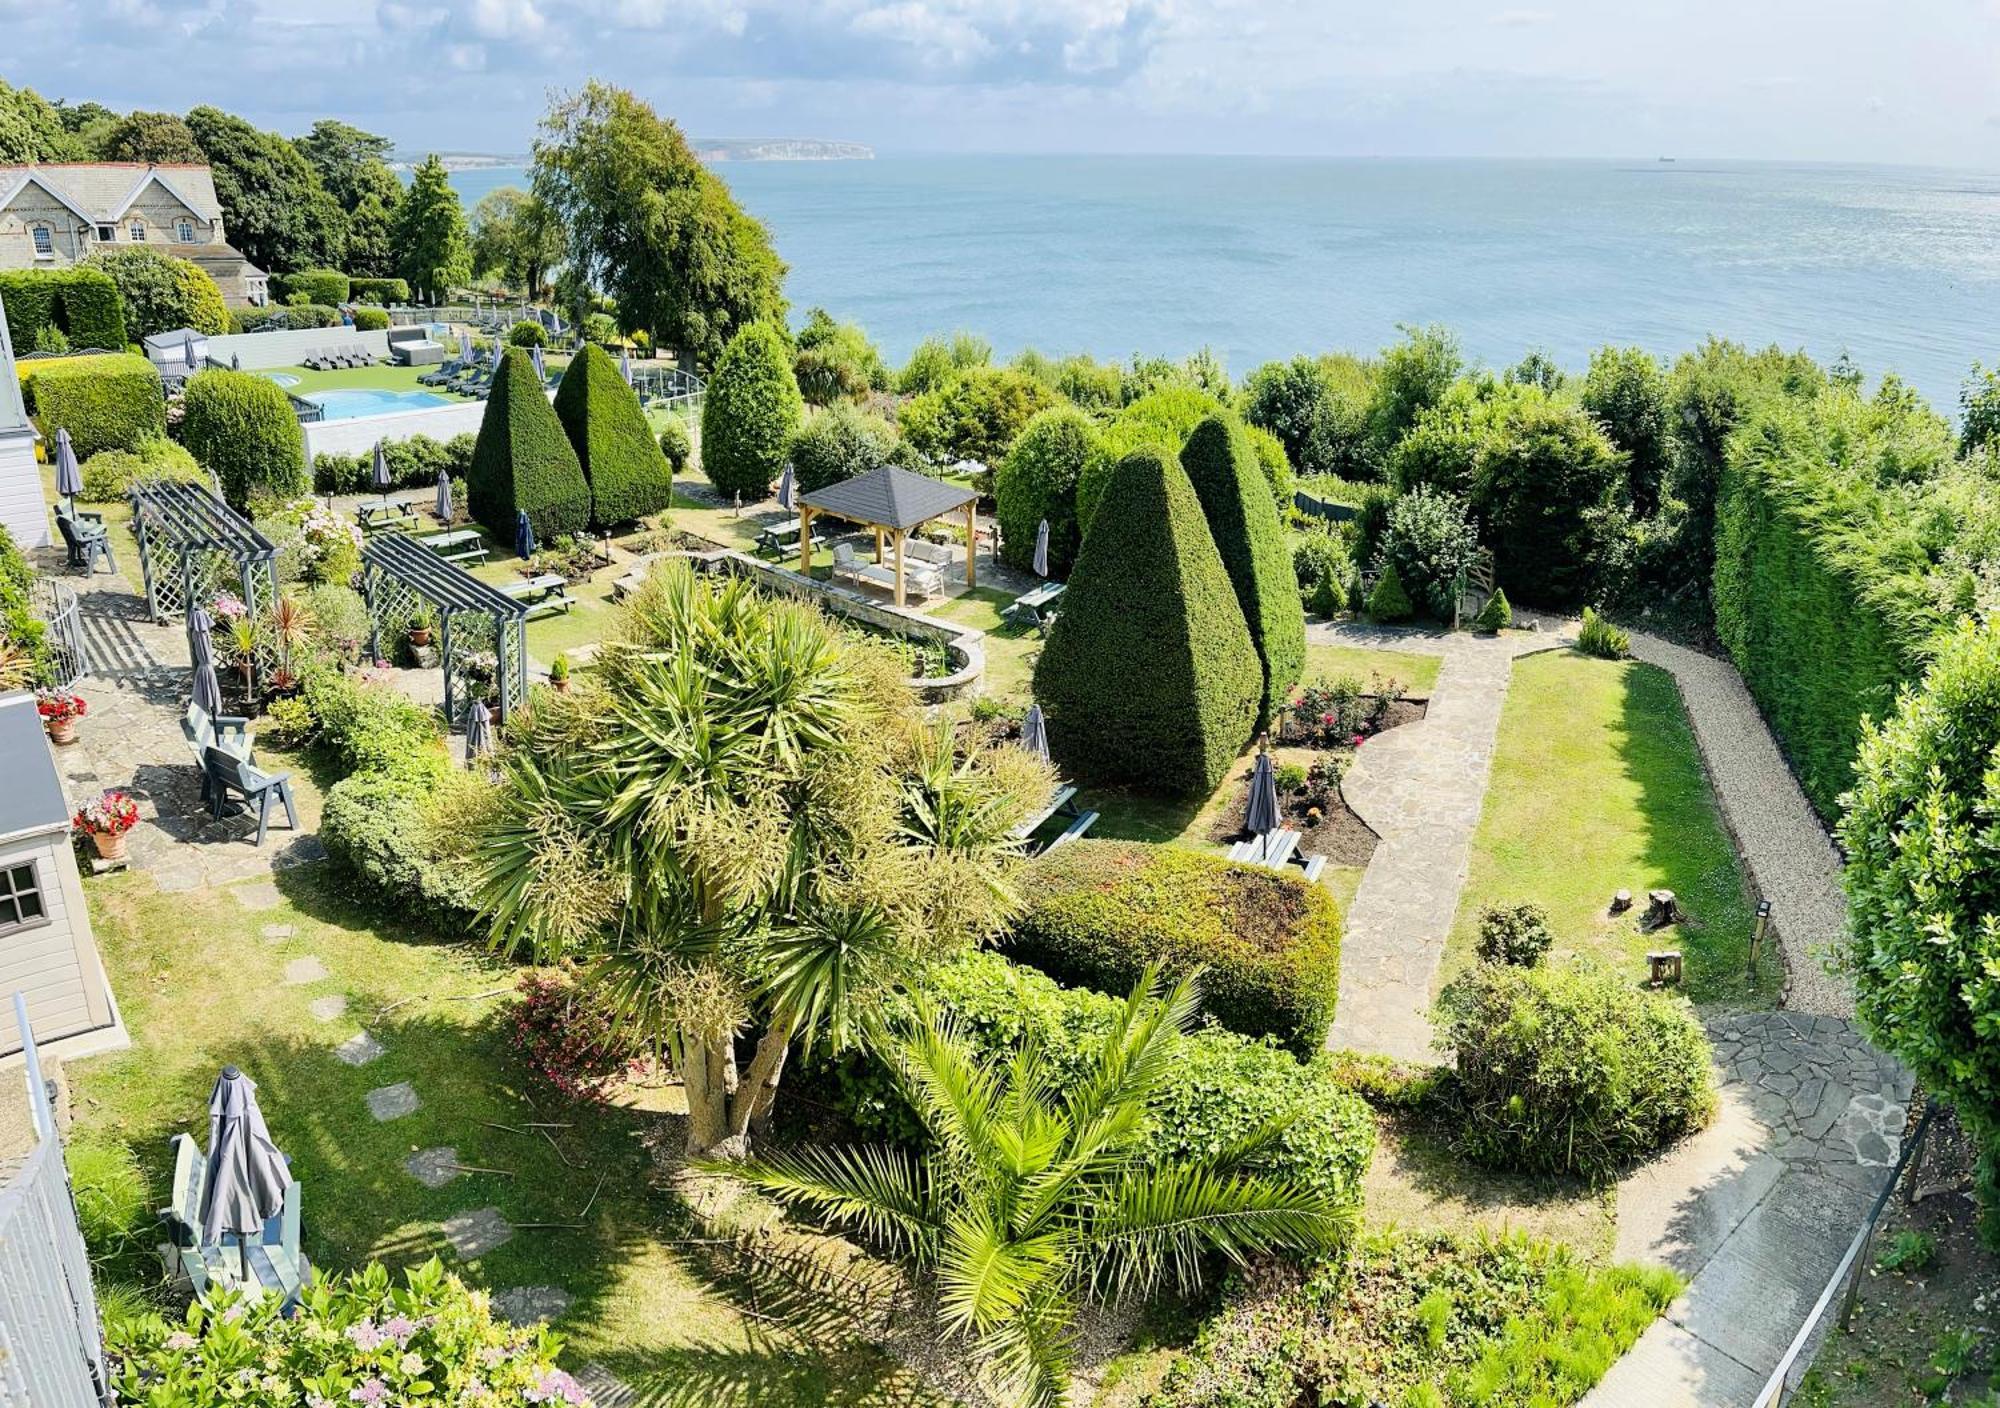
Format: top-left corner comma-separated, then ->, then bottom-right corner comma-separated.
729,970 -> 1354,1407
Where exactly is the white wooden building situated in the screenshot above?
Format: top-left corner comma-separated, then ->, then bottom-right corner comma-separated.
0,289 -> 46,550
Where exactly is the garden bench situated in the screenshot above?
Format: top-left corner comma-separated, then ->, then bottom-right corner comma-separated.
1011,784 -> 1078,840
358,500 -> 422,532
756,519 -> 824,557
183,701 -> 253,803
55,506 -> 115,574
423,529 -> 490,566
1041,809 -> 1098,854
503,572 -> 573,617
203,747 -> 299,846
1003,581 -> 1065,631
158,1132 -> 308,1309
1228,828 -> 1300,870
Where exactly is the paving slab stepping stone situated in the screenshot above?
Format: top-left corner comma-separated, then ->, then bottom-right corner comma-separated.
441,1206 -> 512,1258
260,923 -> 295,944
492,1286 -> 571,1325
282,956 -> 330,986
366,1082 -> 420,1121
231,880 -> 283,910
334,1032 -> 384,1067
574,1364 -> 636,1407
308,995 -> 348,1022
405,1146 -> 462,1189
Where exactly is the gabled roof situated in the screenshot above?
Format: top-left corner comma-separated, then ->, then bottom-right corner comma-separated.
108,168 -> 211,222
0,693 -> 70,843
800,465 -> 978,532
0,171 -> 95,226
0,163 -> 222,224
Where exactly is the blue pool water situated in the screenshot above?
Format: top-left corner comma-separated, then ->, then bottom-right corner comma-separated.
306,389 -> 454,420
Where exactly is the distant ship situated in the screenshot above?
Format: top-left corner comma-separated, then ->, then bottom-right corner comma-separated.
1659,156 -> 1677,163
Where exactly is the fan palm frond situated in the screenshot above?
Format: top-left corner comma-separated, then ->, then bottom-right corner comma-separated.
729,1143 -> 943,1262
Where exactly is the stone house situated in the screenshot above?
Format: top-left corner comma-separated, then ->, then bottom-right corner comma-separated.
0,163 -> 269,307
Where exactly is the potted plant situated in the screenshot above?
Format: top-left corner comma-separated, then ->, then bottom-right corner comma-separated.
408,603 -> 437,648
37,688 -> 88,745
548,655 -> 571,693
73,790 -> 140,862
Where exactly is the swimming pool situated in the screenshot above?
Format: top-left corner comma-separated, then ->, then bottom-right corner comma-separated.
306,389 -> 454,420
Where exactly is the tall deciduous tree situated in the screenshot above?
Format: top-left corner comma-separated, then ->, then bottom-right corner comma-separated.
0,79 -> 73,162
532,82 -> 786,369
185,106 -> 346,272
295,119 -> 397,208
391,156 -> 472,304
468,186 -> 562,296
100,111 -> 205,165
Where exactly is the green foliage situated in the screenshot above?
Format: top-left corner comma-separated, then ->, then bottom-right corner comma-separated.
1434,960 -> 1717,1179
0,267 -> 129,352
85,247 -> 228,339
1243,421 -> 1297,509
1367,562 -> 1415,621
506,319 -> 547,347
232,303 -> 341,333
1474,586 -> 1513,632
1582,345 -> 1671,517
793,306 -> 888,403
1080,386 -> 1232,527
787,402 -> 898,494
108,1259 -> 582,1406
272,268 -> 351,306
896,330 -> 990,393
1475,901 -> 1554,967
301,585 -> 371,660
1242,353 -> 1375,479
348,277 -> 409,305
552,343 -> 673,525
185,105 -> 346,273
1035,447 -> 1262,797
79,436 -> 205,502
1876,1229 -> 1939,1274
313,432 -> 474,495
1369,323 -> 1463,460
0,525 -> 52,687
300,667 -> 450,784
896,365 -> 1056,468
1472,386 -> 1630,607
351,307 -> 389,332
657,415 -> 691,473
468,187 -> 562,295
1961,363 -> 2000,455
1390,380 -> 1494,496
25,355 -> 165,461
1375,485 -> 1481,620
180,369 -> 308,510
1292,522 -> 1356,606
994,406 -> 1106,579
321,773 -> 480,923
295,119 -> 400,212
701,322 -> 804,498
468,350 -> 592,540
1842,619 -> 2000,1226
0,78 -> 73,163
1006,839 -> 1342,1052
1181,414 -> 1306,726
1577,607 -> 1630,660
63,1137 -> 149,1266
391,155 -> 472,303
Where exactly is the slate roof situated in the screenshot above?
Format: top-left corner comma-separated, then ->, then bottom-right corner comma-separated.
0,692 -> 70,842
799,466 -> 977,531
0,163 -> 224,223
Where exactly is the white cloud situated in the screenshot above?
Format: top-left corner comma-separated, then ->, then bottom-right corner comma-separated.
849,3 -> 993,64
468,0 -> 543,39
446,39 -> 487,68
1489,8 -> 1554,25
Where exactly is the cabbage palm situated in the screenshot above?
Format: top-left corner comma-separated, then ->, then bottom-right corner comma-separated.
730,970 -> 1353,1407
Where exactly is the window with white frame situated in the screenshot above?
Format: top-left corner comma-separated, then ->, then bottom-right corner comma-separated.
0,860 -> 47,933
129,220 -> 147,242
176,219 -> 195,243
30,225 -> 53,255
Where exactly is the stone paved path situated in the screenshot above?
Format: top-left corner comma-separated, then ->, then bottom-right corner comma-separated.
1318,616 -> 1573,1062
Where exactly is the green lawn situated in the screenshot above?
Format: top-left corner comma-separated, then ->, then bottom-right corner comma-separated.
1445,650 -> 1777,1005
1303,642 -> 1442,695
69,868 -> 925,1405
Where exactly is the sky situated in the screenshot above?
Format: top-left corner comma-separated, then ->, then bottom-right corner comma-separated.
5,0 -> 1999,166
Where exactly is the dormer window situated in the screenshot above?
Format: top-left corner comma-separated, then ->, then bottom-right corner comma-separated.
30,225 -> 53,256
128,220 -> 146,242
96,224 -> 115,242
176,219 -> 195,243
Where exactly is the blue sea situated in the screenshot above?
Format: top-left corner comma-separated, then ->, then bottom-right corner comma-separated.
451,157 -> 2000,412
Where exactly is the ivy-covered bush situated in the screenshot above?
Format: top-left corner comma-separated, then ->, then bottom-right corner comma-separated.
804,949 -> 1376,1210
553,343 -> 673,526
349,276 -> 410,305
314,432 -> 476,495
993,406 -> 1104,579
80,436 -> 205,502
1182,414 -> 1306,727
1006,840 -> 1342,1053
468,350 -> 591,541
179,369 -> 308,510
108,1259 -> 592,1407
787,401 -> 898,494
1434,959 -> 1717,1180
0,267 -> 128,351
1034,446 -> 1261,798
271,267 -> 350,306
701,323 -> 803,499
87,247 -> 228,338
351,307 -> 390,332
24,354 -> 165,460
1373,484 -> 1480,620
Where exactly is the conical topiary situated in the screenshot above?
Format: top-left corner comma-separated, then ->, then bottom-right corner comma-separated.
1368,562 -> 1415,621
1181,414 -> 1306,729
468,348 -> 591,543
1033,446 -> 1261,798
1473,586 -> 1512,632
701,323 -> 803,499
554,343 -> 673,527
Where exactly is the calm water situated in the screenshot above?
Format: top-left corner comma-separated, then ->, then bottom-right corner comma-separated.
452,157 -> 2000,410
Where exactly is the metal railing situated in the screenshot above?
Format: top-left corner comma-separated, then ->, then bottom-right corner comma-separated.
1753,1097 -> 1940,1407
30,578 -> 88,690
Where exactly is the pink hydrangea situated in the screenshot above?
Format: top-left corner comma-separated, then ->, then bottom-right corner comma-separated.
350,1379 -> 389,1405
164,1331 -> 197,1352
347,1320 -> 387,1351
382,1315 -> 419,1346
525,1368 -> 588,1405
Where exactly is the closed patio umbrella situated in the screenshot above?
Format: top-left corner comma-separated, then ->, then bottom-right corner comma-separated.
1019,703 -> 1051,765
489,340 -> 503,372
619,345 -> 633,384
187,606 -> 215,669
776,463 -> 795,511
531,345 -> 546,383
200,1066 -> 291,1279
464,699 -> 492,760
372,440 -> 392,511
188,606 -> 222,716
231,353 -> 242,371
1244,750 -> 1280,845
459,332 -> 474,363
1033,519 -> 1051,578
53,428 -> 82,511
515,510 -> 536,561
434,467 -> 454,523
183,331 -> 199,371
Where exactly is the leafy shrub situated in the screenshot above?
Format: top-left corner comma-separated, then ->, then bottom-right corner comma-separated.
351,306 -> 389,332
792,307 -> 888,403
1583,345 -> 1672,517
1007,840 -> 1343,1053
1368,323 -> 1463,460
896,330 -> 989,394
24,354 -> 164,460
506,969 -> 647,1103
1242,353 -> 1374,479
806,949 -> 1375,1209
1035,447 -> 1262,798
320,773 -> 480,923
1474,586 -> 1513,632
349,276 -> 410,305
79,436 -> 204,502
1182,414 -> 1306,727
1292,523 -> 1355,603
87,247 -> 228,338
232,303 -> 342,333
1389,380 -> 1493,496
313,432 -> 476,495
0,525 -> 52,687
65,1137 -> 149,1265
1876,1229 -> 1939,1274
1374,484 -> 1480,619
897,366 -> 1057,469
993,406 -> 1106,578
300,667 -> 449,784
1476,902 -> 1554,967
468,350 -> 591,541
658,416 -> 691,474
180,369 -> 308,510
506,319 -> 547,347
108,1259 -> 588,1407
553,343 -> 673,526
1079,386 -> 1232,526
701,323 -> 803,498
1578,607 -> 1630,659
1434,959 -> 1717,1179
1367,562 -> 1414,621
271,268 -> 350,306
788,402 -> 898,494
1471,386 -> 1630,607
0,267 -> 128,351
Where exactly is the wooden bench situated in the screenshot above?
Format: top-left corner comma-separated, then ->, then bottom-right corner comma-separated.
1041,809 -> 1098,854
183,702 -> 253,804
503,572 -> 574,618
358,500 -> 422,532
158,1133 -> 309,1308
422,530 -> 491,567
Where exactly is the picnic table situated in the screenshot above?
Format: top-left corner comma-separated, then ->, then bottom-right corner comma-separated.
1227,828 -> 1326,882
756,519 -> 826,558
357,499 -> 421,532
502,572 -> 574,618
1004,580 -> 1066,631
422,529 -> 490,566
1011,784 -> 1098,854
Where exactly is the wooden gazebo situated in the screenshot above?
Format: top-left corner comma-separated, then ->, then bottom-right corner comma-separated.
796,466 -> 979,607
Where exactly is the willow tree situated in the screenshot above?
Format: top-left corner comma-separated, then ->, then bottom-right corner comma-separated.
470,563 -> 1048,1156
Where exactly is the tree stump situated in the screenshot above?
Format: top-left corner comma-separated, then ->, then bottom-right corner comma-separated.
1610,889 -> 1633,914
1645,889 -> 1681,927
1648,950 -> 1684,986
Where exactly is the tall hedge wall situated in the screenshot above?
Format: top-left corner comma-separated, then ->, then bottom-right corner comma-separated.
25,355 -> 164,461
0,268 -> 127,352
467,349 -> 591,541
551,343 -> 672,526
1181,414 -> 1305,729
179,370 -> 309,510
272,268 -> 350,306
1034,446 -> 1260,797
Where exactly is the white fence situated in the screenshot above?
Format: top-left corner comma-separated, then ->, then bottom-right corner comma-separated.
301,399 -> 490,460
0,994 -> 108,1408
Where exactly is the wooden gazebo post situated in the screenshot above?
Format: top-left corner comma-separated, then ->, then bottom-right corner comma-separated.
964,500 -> 977,586
797,504 -> 812,576
892,529 -> 906,607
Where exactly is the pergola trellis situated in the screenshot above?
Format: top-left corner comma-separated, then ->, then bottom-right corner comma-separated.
360,534 -> 529,727
128,481 -> 279,629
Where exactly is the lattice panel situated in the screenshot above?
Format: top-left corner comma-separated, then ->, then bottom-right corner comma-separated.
498,616 -> 527,720
365,570 -> 424,662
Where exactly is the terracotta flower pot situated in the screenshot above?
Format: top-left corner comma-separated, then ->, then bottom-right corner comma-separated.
410,627 -> 432,647
46,718 -> 78,746
91,830 -> 128,863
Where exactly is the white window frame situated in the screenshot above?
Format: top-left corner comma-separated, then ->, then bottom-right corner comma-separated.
30,224 -> 54,257
176,219 -> 195,243
0,858 -> 49,935
128,219 -> 146,242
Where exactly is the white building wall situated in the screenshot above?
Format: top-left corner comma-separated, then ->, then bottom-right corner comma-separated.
301,399 -> 490,460
204,327 -> 392,370
0,428 -> 46,549
0,828 -> 116,1056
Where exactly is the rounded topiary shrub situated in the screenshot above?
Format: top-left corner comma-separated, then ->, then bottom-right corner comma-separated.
179,369 -> 308,510
352,306 -> 390,332
552,343 -> 673,526
25,354 -> 165,461
1434,959 -> 1717,1180
506,319 -> 547,347
1367,562 -> 1415,621
788,402 -> 897,494
994,406 -> 1104,579
80,436 -> 205,502
1008,839 -> 1342,1053
659,416 -> 691,474
702,322 -> 803,499
467,349 -> 591,542
1474,901 -> 1553,967
1034,446 -> 1261,798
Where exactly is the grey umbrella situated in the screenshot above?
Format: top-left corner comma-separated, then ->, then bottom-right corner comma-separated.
53,427 -> 82,510
192,654 -> 223,717
200,1066 -> 291,1276
459,331 -> 474,363
186,606 -> 215,669
435,467 -> 454,523
489,340 -> 503,372
1019,703 -> 1051,765
531,345 -> 547,383
465,699 -> 493,761
776,463 -> 795,511
1244,750 -> 1280,845
1033,519 -> 1051,578
372,440 -> 392,511
619,345 -> 633,385
183,331 -> 199,371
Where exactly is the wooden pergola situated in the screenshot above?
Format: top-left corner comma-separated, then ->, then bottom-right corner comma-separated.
797,466 -> 979,607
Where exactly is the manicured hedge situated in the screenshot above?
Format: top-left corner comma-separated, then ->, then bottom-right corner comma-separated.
1034,446 -> 1261,797
0,525 -> 52,686
349,277 -> 410,305
804,949 -> 1376,1209
314,432 -> 475,495
552,343 -> 672,526
701,323 -> 803,499
1006,840 -> 1342,1053
351,307 -> 389,332
467,349 -> 591,541
993,406 -> 1103,579
1181,413 -> 1305,728
232,304 -> 341,333
0,267 -> 127,352
179,369 -> 308,510
79,436 -> 204,502
24,355 -> 164,460
788,402 -> 897,494
272,268 -> 350,306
